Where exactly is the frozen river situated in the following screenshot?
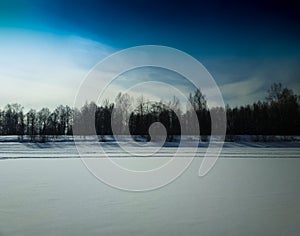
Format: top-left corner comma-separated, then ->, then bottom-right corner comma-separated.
0,141 -> 300,235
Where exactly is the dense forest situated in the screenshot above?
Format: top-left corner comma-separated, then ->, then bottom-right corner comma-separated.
0,83 -> 299,142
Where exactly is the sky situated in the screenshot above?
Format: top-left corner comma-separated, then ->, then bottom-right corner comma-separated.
0,0 -> 300,110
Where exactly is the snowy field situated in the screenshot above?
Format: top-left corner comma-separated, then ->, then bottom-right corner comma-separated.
0,135 -> 300,159
0,137 -> 300,235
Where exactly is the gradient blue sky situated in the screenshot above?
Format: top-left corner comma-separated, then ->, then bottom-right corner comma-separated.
0,0 -> 299,109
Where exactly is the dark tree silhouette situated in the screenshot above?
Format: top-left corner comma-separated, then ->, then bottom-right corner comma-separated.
0,83 -> 299,142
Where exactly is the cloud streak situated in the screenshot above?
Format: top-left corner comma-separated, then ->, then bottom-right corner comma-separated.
0,29 -> 115,110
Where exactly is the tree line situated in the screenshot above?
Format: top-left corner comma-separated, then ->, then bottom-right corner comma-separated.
0,83 -> 299,142
0,105 -> 73,142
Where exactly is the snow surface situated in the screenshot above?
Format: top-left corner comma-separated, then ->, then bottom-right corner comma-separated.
0,135 -> 300,235
0,158 -> 300,236
0,135 -> 299,159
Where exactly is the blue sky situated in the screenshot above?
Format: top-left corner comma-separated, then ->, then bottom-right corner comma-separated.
0,0 -> 299,109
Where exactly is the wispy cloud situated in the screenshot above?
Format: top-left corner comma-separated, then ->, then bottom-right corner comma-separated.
1,29 -> 299,111
0,29 -> 115,110
219,77 -> 266,106
203,56 -> 300,106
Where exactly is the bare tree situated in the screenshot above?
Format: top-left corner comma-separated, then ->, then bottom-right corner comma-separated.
113,93 -> 134,134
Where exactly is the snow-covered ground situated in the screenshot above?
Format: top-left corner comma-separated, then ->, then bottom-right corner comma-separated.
0,135 -> 299,159
0,136 -> 300,235
0,158 -> 300,236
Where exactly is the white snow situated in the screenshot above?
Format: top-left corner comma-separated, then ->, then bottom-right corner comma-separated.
0,158 -> 300,235
0,135 -> 300,235
0,135 -> 299,159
